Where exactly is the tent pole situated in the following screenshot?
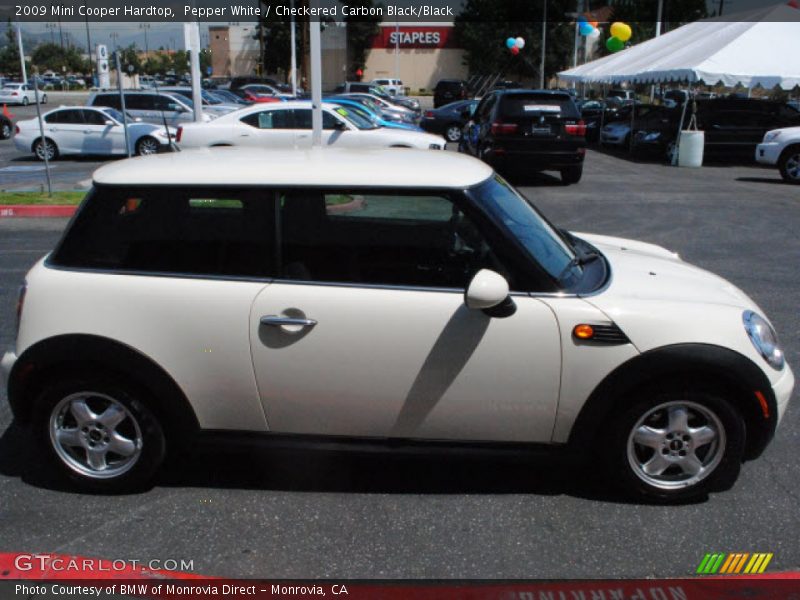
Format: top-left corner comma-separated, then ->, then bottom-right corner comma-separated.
598,83 -> 606,149
629,95 -> 635,154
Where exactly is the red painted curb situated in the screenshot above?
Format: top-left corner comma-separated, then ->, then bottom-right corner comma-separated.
0,205 -> 77,218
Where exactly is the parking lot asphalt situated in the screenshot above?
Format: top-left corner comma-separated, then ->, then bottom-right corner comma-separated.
1,148 -> 799,579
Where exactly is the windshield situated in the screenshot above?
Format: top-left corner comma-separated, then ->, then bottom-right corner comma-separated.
329,105 -> 378,130
334,103 -> 380,126
471,175 -> 577,283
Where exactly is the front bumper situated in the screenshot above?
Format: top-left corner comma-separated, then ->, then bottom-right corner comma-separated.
773,363 -> 795,425
755,142 -> 781,166
1,350 -> 17,391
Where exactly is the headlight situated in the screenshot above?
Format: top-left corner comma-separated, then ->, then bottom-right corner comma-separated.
743,310 -> 784,370
643,132 -> 661,141
429,143 -> 443,150
763,130 -> 781,143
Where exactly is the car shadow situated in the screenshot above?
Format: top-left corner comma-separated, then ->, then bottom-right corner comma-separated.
10,154 -> 122,164
735,176 -> 789,185
504,171 -> 564,187
0,420 -> 708,505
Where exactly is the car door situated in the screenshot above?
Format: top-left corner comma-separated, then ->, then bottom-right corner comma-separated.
237,107 -> 296,147
81,109 -> 124,154
466,92 -> 498,155
249,188 -> 562,442
44,109 -> 85,153
292,108 -> 339,147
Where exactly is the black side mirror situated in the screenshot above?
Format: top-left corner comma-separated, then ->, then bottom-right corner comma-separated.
333,120 -> 348,131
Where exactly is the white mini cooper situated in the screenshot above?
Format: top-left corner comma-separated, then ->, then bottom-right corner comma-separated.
1,148 -> 793,501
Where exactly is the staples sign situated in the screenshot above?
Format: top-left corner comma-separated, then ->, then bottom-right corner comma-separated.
373,27 -> 456,49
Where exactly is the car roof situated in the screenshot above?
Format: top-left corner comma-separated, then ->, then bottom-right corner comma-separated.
92,147 -> 494,188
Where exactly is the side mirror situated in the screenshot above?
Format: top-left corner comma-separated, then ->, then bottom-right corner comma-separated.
104,119 -> 115,126
333,120 -> 348,131
464,269 -> 516,318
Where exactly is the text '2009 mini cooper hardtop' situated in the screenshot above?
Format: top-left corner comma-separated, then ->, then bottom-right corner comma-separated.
1,147 -> 793,501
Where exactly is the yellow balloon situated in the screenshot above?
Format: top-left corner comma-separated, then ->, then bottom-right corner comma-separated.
610,22 -> 632,42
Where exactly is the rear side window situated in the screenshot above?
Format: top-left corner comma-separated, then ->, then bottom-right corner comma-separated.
45,110 -> 84,124
91,94 -> 121,110
499,94 -> 579,119
124,94 -> 153,110
240,110 -> 293,129
50,187 -> 277,278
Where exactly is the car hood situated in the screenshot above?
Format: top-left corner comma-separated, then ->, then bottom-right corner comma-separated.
573,232 -> 756,310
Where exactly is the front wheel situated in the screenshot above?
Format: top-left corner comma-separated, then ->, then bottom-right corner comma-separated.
0,121 -> 11,140
36,375 -> 166,492
135,136 -> 160,156
560,165 -> 583,185
609,391 -> 745,502
22,96 -> 29,106
41,94 -> 47,105
778,146 -> 800,184
445,123 -> 462,143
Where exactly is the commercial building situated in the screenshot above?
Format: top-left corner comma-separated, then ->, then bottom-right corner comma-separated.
363,22 -> 467,92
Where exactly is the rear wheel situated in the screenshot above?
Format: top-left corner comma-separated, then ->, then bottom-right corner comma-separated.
41,94 -> 48,105
135,136 -> 160,156
560,165 -> 583,185
33,138 -> 58,161
445,123 -> 462,143
0,121 -> 11,140
608,390 -> 745,502
36,375 -> 166,492
778,146 -> 800,184
22,96 -> 29,106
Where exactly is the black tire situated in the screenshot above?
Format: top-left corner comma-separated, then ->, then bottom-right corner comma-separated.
22,96 -> 29,106
607,389 -> 745,503
560,165 -> 583,185
778,145 -> 800,184
41,94 -> 47,105
34,374 -> 166,493
33,137 -> 58,161
0,120 -> 11,140
444,123 -> 462,143
135,135 -> 160,156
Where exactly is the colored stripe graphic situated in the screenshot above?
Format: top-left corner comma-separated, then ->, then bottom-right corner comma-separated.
700,552 -> 774,575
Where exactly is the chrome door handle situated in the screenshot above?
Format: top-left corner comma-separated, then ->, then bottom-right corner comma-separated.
260,315 -> 317,327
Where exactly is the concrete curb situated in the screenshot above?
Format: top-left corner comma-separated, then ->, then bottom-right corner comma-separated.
0,205 -> 77,218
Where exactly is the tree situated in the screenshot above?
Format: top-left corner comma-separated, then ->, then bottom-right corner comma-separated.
0,19 -> 22,77
455,0 -> 576,85
340,0 -> 380,79
117,44 -> 141,74
255,0 -> 306,81
31,42 -> 85,73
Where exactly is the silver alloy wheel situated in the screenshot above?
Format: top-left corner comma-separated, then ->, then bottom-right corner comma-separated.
137,137 -> 159,155
34,140 -> 55,160
446,125 -> 462,143
1,123 -> 10,139
49,392 -> 143,479
785,153 -> 800,181
626,400 -> 726,490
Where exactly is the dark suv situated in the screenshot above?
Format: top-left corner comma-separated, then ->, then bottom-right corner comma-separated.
460,90 -> 586,184
433,79 -> 467,108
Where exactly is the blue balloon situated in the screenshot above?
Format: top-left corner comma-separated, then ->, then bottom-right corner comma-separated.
579,22 -> 595,36
506,37 -> 516,49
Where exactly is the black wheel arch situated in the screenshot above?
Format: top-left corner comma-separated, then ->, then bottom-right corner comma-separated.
8,334 -> 199,444
567,343 -> 778,461
779,143 -> 800,163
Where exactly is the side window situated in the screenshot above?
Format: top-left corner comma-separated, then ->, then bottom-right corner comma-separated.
279,189 -> 511,289
475,93 -> 496,122
93,94 -> 121,110
153,95 -> 181,111
51,187 -> 277,278
240,110 -> 293,129
50,110 -> 84,124
322,111 -> 342,130
82,110 -> 108,125
292,109 -> 312,129
44,111 -> 63,124
124,95 -> 152,110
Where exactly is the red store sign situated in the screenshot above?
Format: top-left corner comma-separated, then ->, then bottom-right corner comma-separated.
371,26 -> 458,49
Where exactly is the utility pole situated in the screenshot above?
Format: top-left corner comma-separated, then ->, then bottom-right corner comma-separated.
109,32 -> 119,52
310,14 -> 322,146
140,23 -> 150,56
655,0 -> 664,37
290,0 -> 298,94
394,20 -> 400,82
539,0 -> 546,89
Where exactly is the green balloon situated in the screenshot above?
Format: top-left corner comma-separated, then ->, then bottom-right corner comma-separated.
606,36 -> 625,52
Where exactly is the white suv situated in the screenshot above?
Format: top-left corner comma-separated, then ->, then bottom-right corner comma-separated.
756,126 -> 800,184
1,148 -> 793,500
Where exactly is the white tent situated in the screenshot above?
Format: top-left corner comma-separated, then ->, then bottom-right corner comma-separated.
558,3 -> 800,90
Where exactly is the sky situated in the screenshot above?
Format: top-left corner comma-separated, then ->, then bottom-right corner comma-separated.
14,0 -> 785,54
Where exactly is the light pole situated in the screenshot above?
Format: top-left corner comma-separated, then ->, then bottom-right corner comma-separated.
539,0 -> 547,89
290,0 -> 297,94
109,32 -> 119,52
140,23 -> 150,56
46,23 -> 56,45
16,22 -> 27,85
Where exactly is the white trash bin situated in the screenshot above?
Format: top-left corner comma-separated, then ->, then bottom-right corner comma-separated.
678,130 -> 705,168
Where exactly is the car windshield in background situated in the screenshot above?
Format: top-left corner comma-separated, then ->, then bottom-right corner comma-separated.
333,103 -> 380,126
330,106 -> 377,130
471,175 -> 577,283
500,93 -> 579,119
99,108 -> 127,122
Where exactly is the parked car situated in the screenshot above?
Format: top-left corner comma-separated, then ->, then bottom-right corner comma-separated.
3,147 -> 792,500
0,82 -> 46,106
0,112 -> 12,140
580,98 -> 625,142
600,121 -> 632,147
371,78 -> 405,96
88,91 -> 213,127
333,82 -> 420,113
160,87 -> 241,117
14,106 -> 173,160
600,104 -> 661,147
175,101 -> 444,150
326,97 -> 421,131
756,126 -> 800,183
207,89 -> 249,106
239,90 -> 283,104
420,99 -> 478,143
240,84 -> 294,100
634,98 -> 800,161
607,89 -> 636,104
433,79 -> 467,108
461,89 -> 586,184
336,93 -> 419,124
229,76 -> 280,91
